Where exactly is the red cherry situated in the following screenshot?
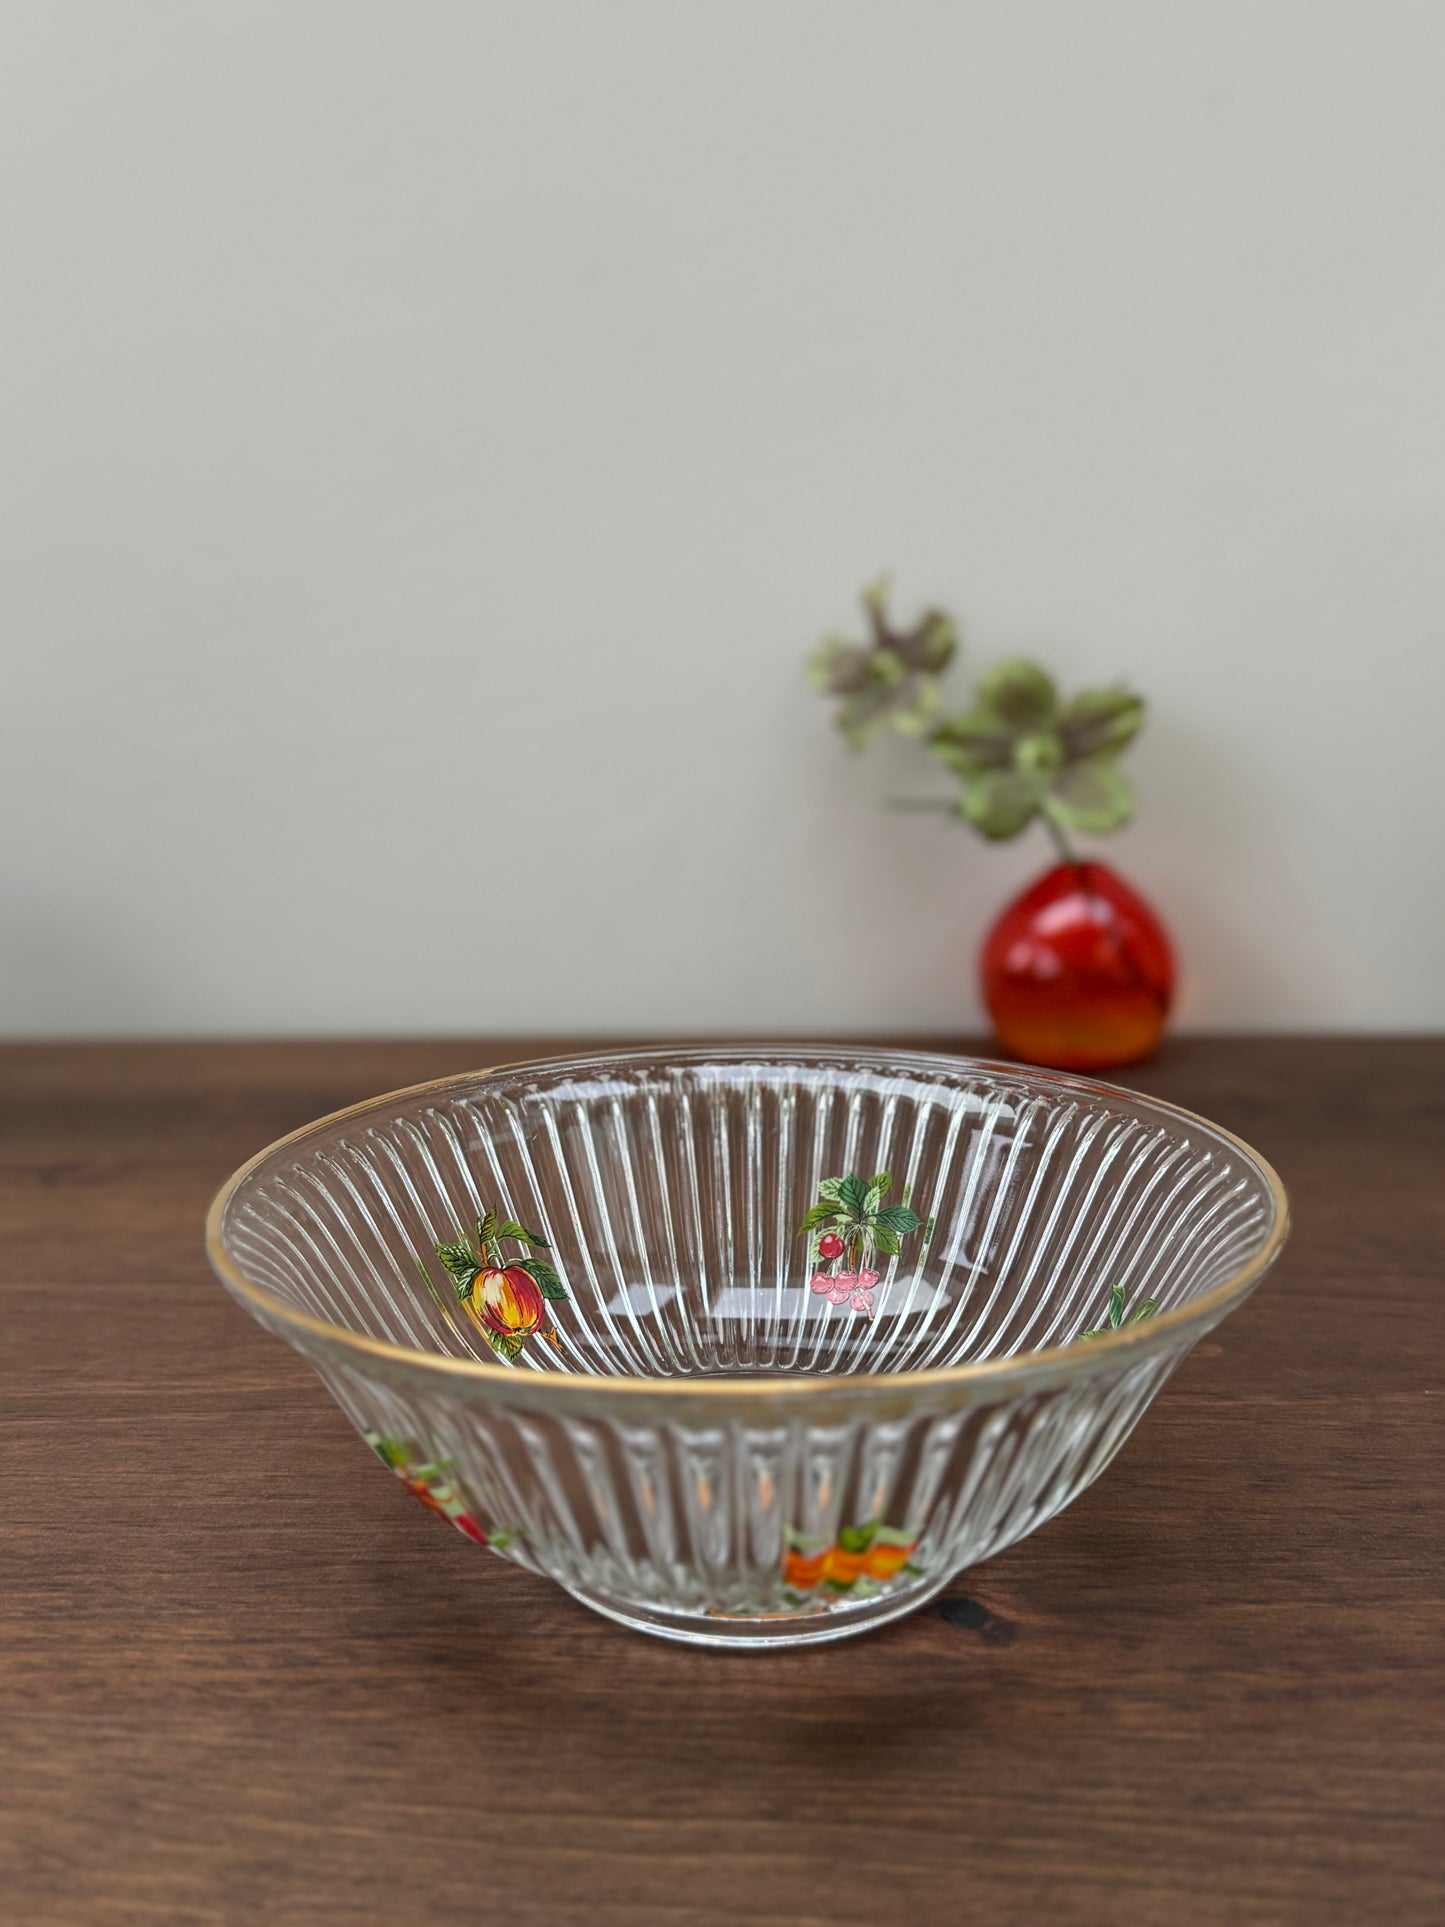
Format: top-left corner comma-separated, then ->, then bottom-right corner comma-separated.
817,1232 -> 846,1260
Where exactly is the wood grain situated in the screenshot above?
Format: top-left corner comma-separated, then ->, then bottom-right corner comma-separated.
1,1037 -> 1441,1924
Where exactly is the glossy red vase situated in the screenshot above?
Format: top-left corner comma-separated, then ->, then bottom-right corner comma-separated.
981,860 -> 1175,1072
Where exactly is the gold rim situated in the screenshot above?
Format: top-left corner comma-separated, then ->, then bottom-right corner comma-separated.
204,1045 -> 1291,1399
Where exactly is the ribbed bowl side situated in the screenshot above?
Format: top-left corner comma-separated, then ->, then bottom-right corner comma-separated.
314,1342 -> 1188,1621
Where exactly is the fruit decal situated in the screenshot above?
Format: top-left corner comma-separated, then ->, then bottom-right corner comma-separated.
1079,1282 -> 1159,1340
363,1428 -> 519,1549
798,1172 -> 933,1320
783,1521 -> 922,1601
425,1209 -> 569,1362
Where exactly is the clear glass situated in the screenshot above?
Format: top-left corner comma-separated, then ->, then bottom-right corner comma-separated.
206,1046 -> 1288,1648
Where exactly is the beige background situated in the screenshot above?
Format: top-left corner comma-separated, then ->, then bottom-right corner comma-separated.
3,2 -> 1442,1036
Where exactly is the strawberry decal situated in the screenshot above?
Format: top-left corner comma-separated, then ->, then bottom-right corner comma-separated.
429,1209 -> 568,1361
797,1173 -> 932,1321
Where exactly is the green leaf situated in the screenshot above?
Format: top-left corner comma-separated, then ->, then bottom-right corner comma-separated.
837,1522 -> 879,1554
870,649 -> 905,691
868,1172 -> 892,1201
517,1256 -> 568,1301
435,1239 -> 480,1290
978,659 -> 1057,731
496,1220 -> 549,1249
872,1224 -> 902,1257
834,663 -> 941,750
816,1178 -> 845,1204
1108,1283 -> 1127,1328
875,1204 -> 922,1237
1057,687 -> 1144,761
1046,757 -> 1134,835
960,769 -> 1044,840
901,610 -> 958,675
797,1201 -> 840,1236
1127,1299 -> 1159,1324
929,708 -> 1015,774
482,1328 -> 525,1362
475,1210 -> 497,1249
808,635 -> 873,696
836,1176 -> 870,1217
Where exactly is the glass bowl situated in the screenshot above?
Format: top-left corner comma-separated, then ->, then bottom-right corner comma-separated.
206,1046 -> 1288,1649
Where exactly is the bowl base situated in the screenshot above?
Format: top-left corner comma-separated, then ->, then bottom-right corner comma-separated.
563,1573 -> 952,1650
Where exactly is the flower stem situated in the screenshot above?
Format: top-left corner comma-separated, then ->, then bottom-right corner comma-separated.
1042,810 -> 1079,867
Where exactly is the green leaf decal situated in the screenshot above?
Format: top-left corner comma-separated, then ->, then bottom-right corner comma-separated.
816,1178 -> 845,1204
1080,1288 -> 1158,1342
482,1328 -> 525,1363
868,1172 -> 892,1200
475,1210 -> 497,1249
837,1522 -> 880,1555
436,1239 -> 480,1290
496,1220 -> 549,1249
875,1204 -> 922,1237
797,1201 -> 840,1236
517,1257 -> 567,1301
836,1176 -> 870,1217
872,1224 -> 902,1257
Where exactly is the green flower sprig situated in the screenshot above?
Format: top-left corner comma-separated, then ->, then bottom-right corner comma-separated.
808,578 -> 958,748
811,581 -> 1145,857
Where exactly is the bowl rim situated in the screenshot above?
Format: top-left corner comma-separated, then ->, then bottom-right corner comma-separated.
204,1044 -> 1290,1399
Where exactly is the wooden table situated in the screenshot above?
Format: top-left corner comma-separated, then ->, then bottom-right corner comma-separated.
2,1038 -> 1441,1924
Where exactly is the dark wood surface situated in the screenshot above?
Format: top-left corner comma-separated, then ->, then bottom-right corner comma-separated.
2,1037 -> 1441,1925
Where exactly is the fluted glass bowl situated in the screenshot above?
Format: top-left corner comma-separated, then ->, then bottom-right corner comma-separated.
206,1046 -> 1288,1649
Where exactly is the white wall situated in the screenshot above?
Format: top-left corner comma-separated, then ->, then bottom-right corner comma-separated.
3,1 -> 1442,1037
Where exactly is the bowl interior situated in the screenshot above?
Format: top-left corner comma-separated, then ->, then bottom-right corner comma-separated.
214,1047 -> 1281,1379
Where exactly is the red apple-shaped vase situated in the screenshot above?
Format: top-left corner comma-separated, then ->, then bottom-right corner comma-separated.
981,860 -> 1175,1072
